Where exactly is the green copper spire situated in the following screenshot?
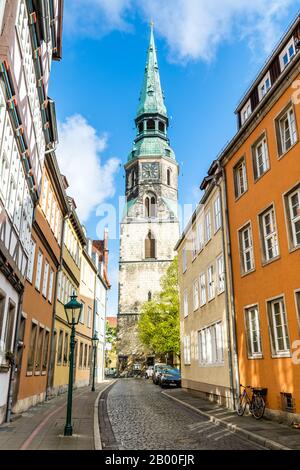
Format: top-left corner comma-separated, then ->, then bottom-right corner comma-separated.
137,23 -> 167,118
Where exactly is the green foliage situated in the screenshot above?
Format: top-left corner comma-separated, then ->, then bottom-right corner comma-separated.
138,257 -> 180,356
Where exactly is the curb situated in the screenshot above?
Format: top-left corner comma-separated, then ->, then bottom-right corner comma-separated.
94,380 -> 117,450
161,391 -> 291,451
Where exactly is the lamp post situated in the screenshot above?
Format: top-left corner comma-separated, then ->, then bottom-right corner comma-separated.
63,294 -> 83,437
91,333 -> 99,392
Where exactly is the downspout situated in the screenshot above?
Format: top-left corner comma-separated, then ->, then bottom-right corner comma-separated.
5,287 -> 24,422
216,161 -> 240,408
46,213 -> 68,399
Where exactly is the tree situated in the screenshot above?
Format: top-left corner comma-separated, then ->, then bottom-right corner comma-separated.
138,257 -> 180,360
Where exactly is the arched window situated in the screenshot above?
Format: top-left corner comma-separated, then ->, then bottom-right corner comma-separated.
147,119 -> 155,130
145,231 -> 156,259
145,197 -> 150,217
159,121 -> 165,133
148,291 -> 152,301
167,169 -> 171,186
138,122 -> 144,134
132,171 -> 136,187
150,196 -> 157,217
127,172 -> 132,188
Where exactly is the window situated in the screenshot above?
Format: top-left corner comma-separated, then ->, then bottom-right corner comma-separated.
192,231 -> 197,260
217,255 -> 225,294
296,291 -> 300,332
42,330 -> 49,372
281,392 -> 295,413
207,265 -> 215,301
214,196 -> 221,232
183,289 -> 188,318
267,297 -> 290,356
48,269 -> 54,303
245,305 -> 262,358
258,72 -> 271,101
286,187 -> 300,249
147,119 -> 155,130
183,336 -> 191,365
27,322 -> 38,372
35,327 -> 44,372
0,291 -> 5,342
167,169 -> 171,186
241,99 -> 251,125
145,231 -> 156,259
41,176 -> 48,214
27,239 -> 36,282
88,345 -> 92,367
87,306 -> 92,328
199,273 -> 206,306
199,322 -> 224,365
4,301 -> 16,352
276,106 -> 297,155
205,211 -> 212,243
80,301 -> 85,324
196,222 -> 204,252
138,122 -> 144,133
42,261 -> 49,298
252,135 -> 269,180
35,250 -> 43,291
159,121 -> 165,133
84,344 -> 88,368
193,279 -> 199,311
57,330 -> 64,365
63,332 -> 68,364
145,195 -> 157,218
148,291 -> 152,301
234,158 -> 247,198
182,246 -> 187,273
259,206 -> 279,262
279,38 -> 295,71
239,224 -> 254,274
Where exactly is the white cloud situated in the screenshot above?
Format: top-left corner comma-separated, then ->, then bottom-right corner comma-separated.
57,114 -> 120,222
64,0 -> 296,63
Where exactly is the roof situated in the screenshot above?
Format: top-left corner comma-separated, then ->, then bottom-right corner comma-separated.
106,317 -> 117,328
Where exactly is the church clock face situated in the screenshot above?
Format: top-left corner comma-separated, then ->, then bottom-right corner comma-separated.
141,162 -> 159,180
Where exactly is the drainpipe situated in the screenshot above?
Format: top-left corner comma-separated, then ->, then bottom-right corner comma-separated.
46,213 -> 68,400
215,162 -> 240,408
5,287 -> 24,422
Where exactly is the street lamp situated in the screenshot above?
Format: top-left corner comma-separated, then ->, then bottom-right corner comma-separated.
63,294 -> 83,437
91,332 -> 99,392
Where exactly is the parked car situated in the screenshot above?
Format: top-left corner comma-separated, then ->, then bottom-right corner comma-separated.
152,363 -> 169,384
158,367 -> 181,388
145,366 -> 154,379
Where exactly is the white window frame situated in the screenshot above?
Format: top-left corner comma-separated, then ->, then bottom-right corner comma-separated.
35,250 -> 43,291
207,265 -> 215,301
288,187 -> 300,248
258,72 -> 271,101
198,322 -> 224,366
217,254 -> 225,294
42,261 -> 49,298
183,289 -> 188,318
48,269 -> 54,303
182,246 -> 187,273
239,224 -> 254,274
253,135 -> 269,180
27,239 -> 36,283
278,106 -> 297,155
196,221 -> 204,252
192,231 -> 197,260
279,38 -> 296,72
193,279 -> 199,311
199,273 -> 206,306
267,297 -> 290,357
183,335 -> 191,365
214,196 -> 221,232
205,210 -> 212,243
260,206 -> 279,262
234,158 -> 247,198
245,305 -> 262,358
241,99 -> 252,125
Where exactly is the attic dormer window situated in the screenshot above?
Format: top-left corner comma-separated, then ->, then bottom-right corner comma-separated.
241,99 -> 252,126
279,38 -> 296,72
258,72 -> 271,101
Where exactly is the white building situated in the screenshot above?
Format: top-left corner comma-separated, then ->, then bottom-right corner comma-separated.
0,0 -> 63,423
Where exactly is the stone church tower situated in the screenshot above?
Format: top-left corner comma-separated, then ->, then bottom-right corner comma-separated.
117,25 -> 179,372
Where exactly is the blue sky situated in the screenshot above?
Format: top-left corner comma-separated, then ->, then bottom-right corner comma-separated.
49,0 -> 300,316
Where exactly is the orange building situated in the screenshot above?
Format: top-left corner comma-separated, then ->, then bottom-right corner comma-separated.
13,151 -> 69,413
220,16 -> 300,422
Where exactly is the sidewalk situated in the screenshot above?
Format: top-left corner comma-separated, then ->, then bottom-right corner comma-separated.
0,381 -> 112,450
162,388 -> 300,450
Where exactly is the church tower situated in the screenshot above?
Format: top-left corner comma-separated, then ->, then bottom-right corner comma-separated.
117,25 -> 179,371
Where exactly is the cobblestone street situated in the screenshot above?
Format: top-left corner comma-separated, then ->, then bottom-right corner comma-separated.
106,379 -> 263,450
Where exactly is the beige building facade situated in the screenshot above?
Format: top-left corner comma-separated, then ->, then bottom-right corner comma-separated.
176,163 -> 238,408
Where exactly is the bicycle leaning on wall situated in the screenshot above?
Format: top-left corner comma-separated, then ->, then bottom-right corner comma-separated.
237,384 -> 266,420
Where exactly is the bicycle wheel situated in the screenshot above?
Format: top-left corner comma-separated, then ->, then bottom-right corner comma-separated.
251,395 -> 265,420
236,394 -> 247,416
